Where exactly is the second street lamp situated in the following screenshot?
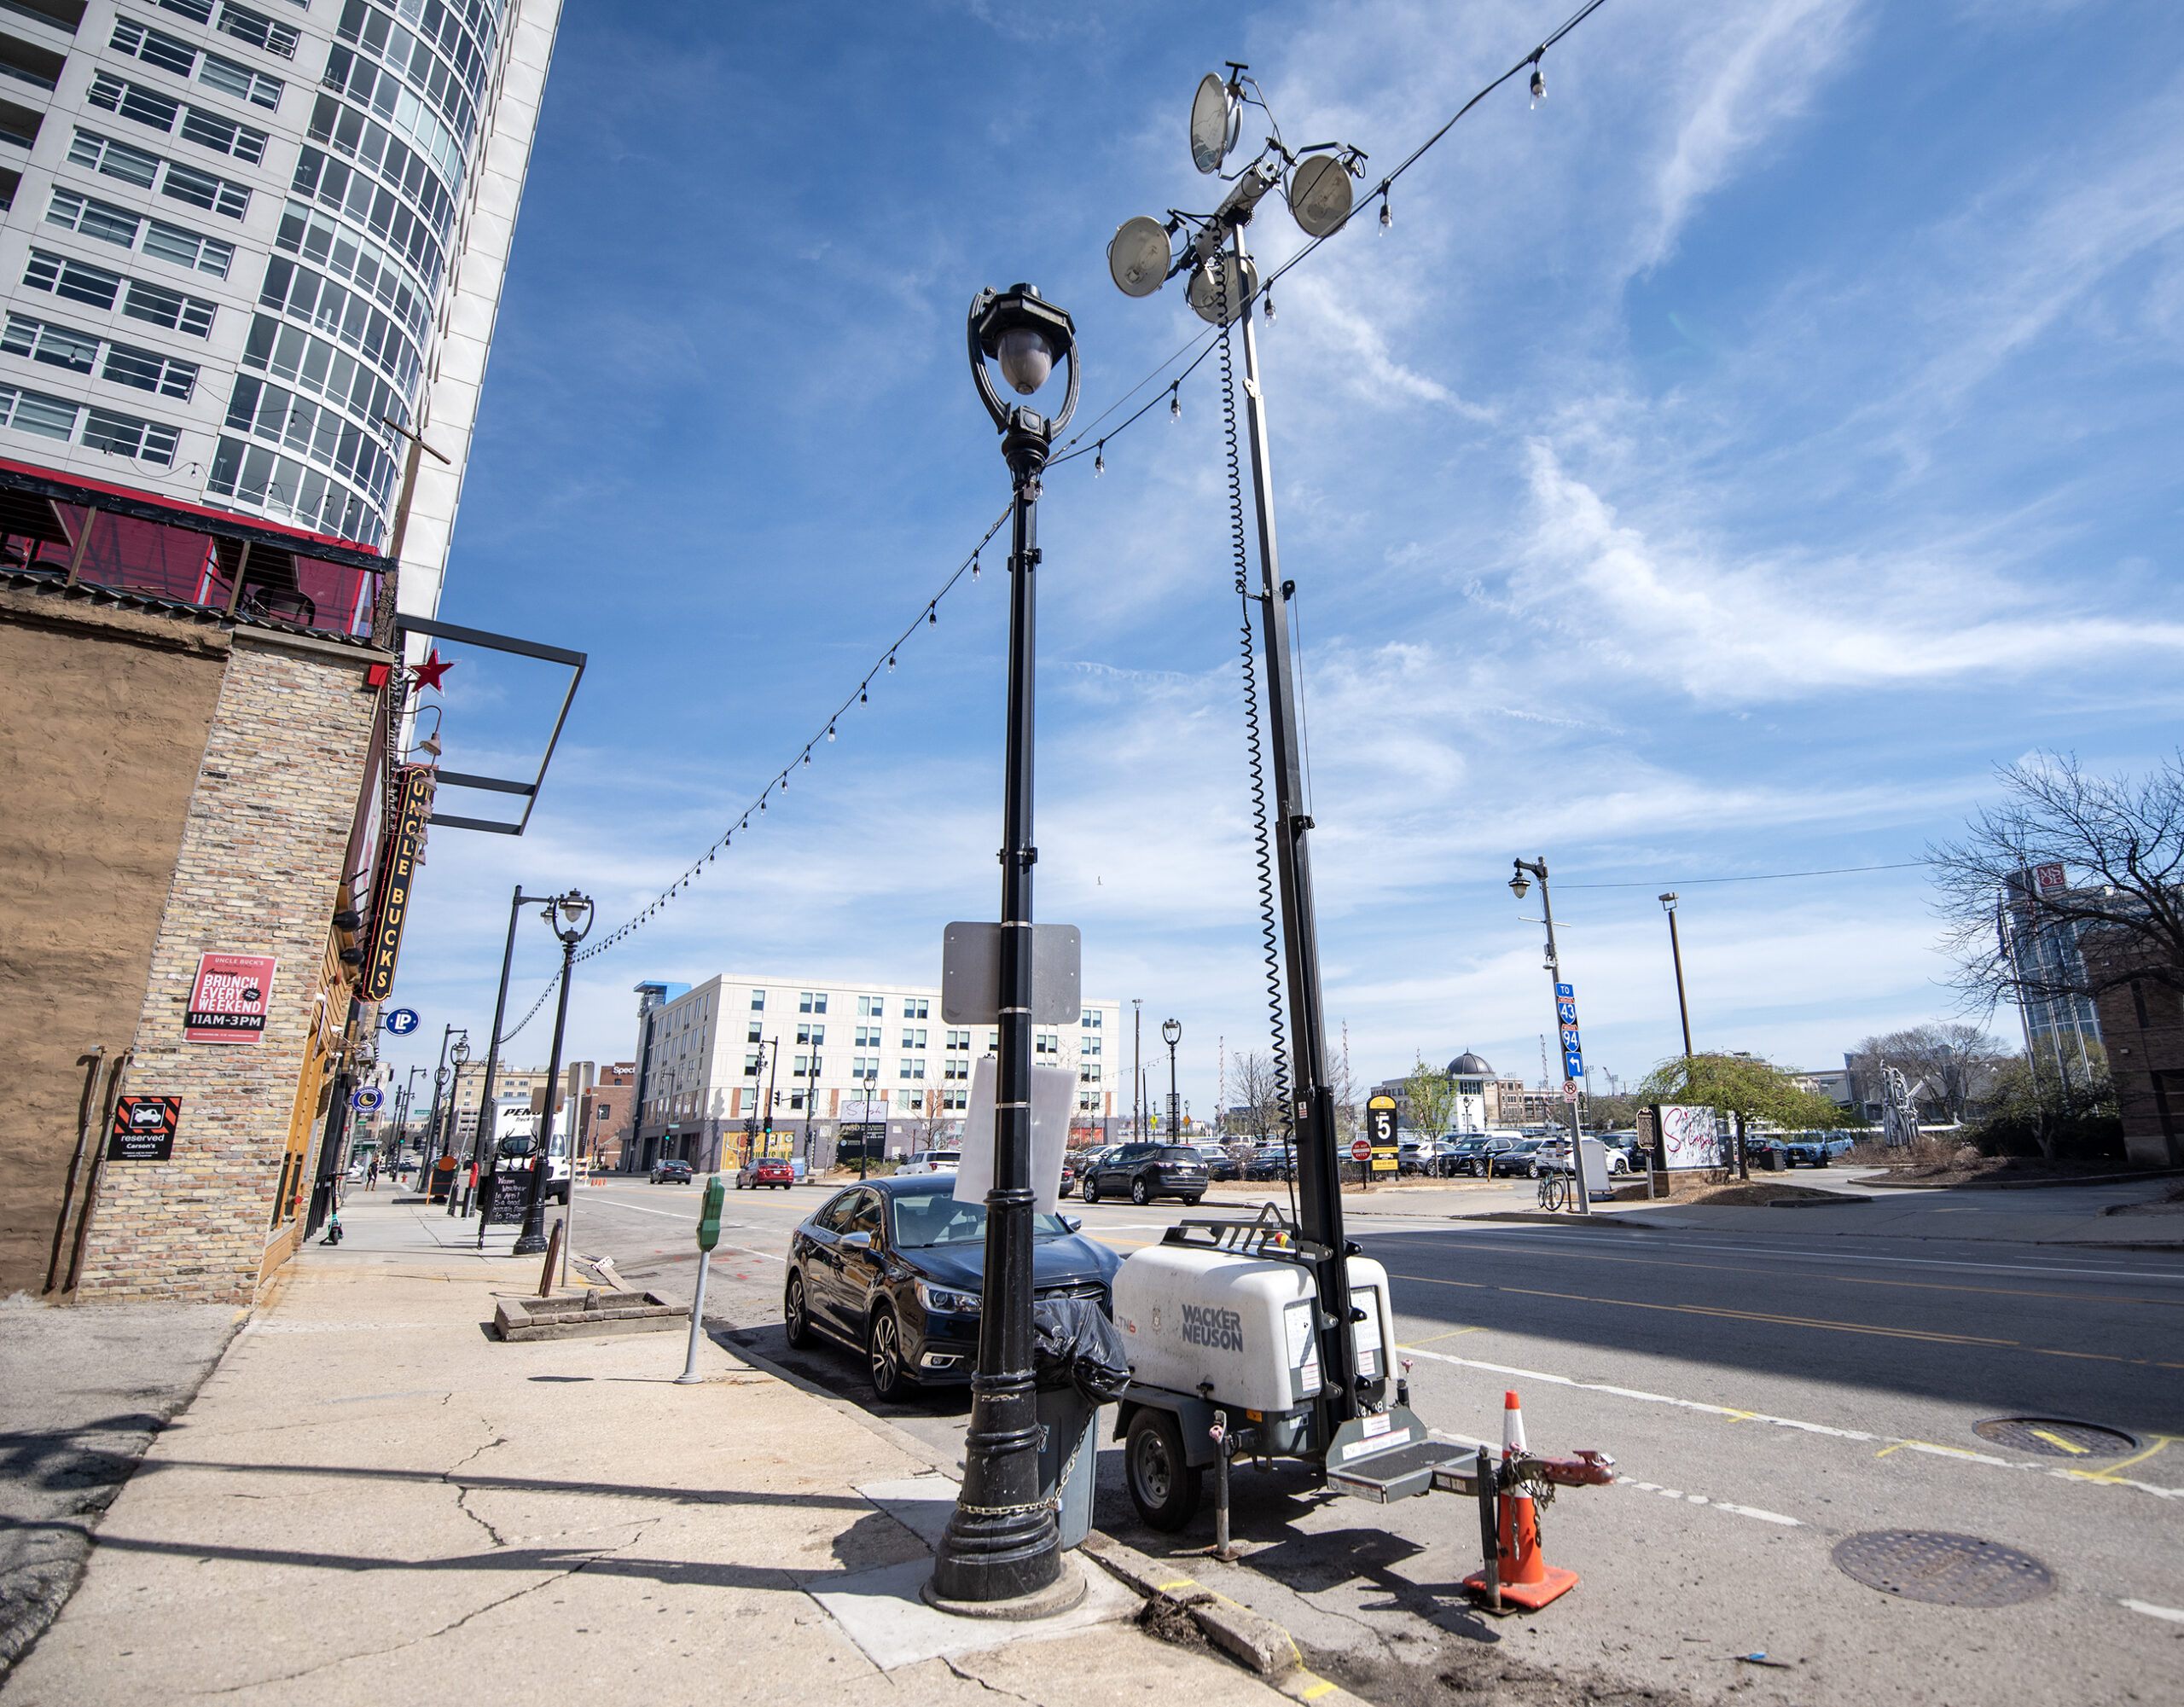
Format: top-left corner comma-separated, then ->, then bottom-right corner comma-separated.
928,282 -> 1081,1617
1509,857 -> 1589,1215
1162,1018 -> 1182,1141
512,891 -> 594,1257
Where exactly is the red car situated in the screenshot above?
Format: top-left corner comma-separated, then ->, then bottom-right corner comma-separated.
736,1158 -> 795,1190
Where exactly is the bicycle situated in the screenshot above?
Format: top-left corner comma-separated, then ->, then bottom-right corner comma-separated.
1536,1169 -> 1569,1213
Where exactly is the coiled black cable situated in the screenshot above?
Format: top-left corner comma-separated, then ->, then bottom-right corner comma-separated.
1214,253 -> 1299,1226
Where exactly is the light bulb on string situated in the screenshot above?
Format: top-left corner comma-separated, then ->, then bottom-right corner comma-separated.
1530,61 -> 1545,104
927,604 -> 936,625
1263,289 -> 1275,325
971,556 -> 979,582
859,684 -> 868,703
1379,191 -> 1391,230
887,654 -> 896,673
1095,443 -> 1106,477
802,749 -> 810,767
827,724 -> 835,741
1170,385 -> 1181,421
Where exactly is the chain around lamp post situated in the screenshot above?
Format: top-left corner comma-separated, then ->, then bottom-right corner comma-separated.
1509,859 -> 1589,1215
927,283 -> 1082,1618
512,891 -> 594,1257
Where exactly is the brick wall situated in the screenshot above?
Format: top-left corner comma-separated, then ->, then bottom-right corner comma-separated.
75,631 -> 384,1303
0,589 -> 230,1294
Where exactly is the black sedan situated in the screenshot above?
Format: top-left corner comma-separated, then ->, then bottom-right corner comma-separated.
649,1158 -> 692,1184
783,1176 -> 1119,1402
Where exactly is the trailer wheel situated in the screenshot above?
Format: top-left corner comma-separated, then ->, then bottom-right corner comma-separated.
1124,1408 -> 1202,1532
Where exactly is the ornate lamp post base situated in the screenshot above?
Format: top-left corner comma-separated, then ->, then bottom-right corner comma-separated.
921,1556 -> 1086,1621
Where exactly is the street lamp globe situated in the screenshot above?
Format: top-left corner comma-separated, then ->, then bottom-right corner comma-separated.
450,1036 -> 470,1068
551,891 -> 595,945
1508,868 -> 1531,900
996,326 -> 1055,396
1162,1018 -> 1182,1048
967,285 -> 1078,444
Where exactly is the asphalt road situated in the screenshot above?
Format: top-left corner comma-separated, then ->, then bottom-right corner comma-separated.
552,1176 -> 2184,1707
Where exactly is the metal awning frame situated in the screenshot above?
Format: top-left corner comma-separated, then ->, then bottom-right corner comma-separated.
392,613 -> 585,836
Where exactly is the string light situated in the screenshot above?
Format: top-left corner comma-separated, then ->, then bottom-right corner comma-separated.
1263,289 -> 1275,325
859,684 -> 868,703
1170,385 -> 1181,421
1095,443 -> 1106,476
1379,190 -> 1391,230
1530,56 -> 1546,103
827,723 -> 836,741
888,653 -> 896,672
971,555 -> 979,582
927,603 -> 937,625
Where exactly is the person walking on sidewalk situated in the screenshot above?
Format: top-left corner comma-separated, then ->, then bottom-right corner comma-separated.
366,1153 -> 378,1192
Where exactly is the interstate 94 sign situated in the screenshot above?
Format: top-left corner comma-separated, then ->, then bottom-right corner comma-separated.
184,953 -> 277,1043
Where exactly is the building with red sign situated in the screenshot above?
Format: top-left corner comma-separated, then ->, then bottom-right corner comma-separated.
0,0 -> 564,1302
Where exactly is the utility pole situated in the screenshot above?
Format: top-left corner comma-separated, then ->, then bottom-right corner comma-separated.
1132,999 -> 1142,1142
1660,892 -> 1693,1063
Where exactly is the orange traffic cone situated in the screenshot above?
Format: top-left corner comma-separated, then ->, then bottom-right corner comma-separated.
1465,1391 -> 1580,1612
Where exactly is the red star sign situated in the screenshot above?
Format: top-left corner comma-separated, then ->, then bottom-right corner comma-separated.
411,648 -> 453,691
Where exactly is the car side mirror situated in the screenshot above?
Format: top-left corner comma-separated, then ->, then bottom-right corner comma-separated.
1060,1215 -> 1082,1233
840,1230 -> 872,1251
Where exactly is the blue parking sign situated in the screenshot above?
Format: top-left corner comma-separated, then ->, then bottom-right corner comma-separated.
384,1007 -> 420,1036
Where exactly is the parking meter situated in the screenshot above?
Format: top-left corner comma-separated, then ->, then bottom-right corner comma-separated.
696,1175 -> 724,1252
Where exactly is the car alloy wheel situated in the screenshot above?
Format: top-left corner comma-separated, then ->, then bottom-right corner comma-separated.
1083,1176 -> 1100,1204
784,1272 -> 815,1349
1131,1178 -> 1150,1206
868,1307 -> 914,1402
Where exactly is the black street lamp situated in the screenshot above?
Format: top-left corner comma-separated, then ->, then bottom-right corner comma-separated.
1509,858 -> 1589,1214
928,283 -> 1080,1617
1162,1018 -> 1182,1141
512,891 -> 595,1257
441,1036 -> 472,1215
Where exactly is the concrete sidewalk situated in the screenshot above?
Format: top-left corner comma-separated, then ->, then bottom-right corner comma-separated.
0,1199 -> 1303,1706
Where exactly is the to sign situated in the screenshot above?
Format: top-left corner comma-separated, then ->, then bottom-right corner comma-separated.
383,1007 -> 420,1036
1350,1136 -> 1373,1162
185,953 -> 276,1043
108,1095 -> 180,1161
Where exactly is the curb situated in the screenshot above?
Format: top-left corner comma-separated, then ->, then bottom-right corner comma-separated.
1866,1166 -> 2184,1192
1080,1534 -> 1370,1704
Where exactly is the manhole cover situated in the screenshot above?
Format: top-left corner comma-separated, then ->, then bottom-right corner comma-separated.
1833,1531 -> 2054,1607
1972,1416 -> 2139,1457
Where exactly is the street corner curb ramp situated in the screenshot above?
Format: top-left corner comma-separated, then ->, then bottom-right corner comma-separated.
493,1289 -> 688,1342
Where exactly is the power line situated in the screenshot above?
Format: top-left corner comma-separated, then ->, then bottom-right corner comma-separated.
1556,861 -> 1930,890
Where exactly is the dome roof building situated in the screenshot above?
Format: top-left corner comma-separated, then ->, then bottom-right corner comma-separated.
1446,1052 -> 1494,1077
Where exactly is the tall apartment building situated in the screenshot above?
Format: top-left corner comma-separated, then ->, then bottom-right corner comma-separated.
0,0 -> 561,1301
630,974 -> 1125,1174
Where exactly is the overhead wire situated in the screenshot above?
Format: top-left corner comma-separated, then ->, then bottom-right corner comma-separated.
462,0 -> 1620,1015
1556,861 -> 1929,891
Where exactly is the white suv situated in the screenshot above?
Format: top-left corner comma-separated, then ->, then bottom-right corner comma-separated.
897,1150 -> 961,1176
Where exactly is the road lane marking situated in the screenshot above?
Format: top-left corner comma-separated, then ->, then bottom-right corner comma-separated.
1397,1341 -> 2184,1501
1386,1268 -> 2183,1367
1422,1425 -> 1805,1528
2123,1599 -> 2184,1623
1374,1237 -> 2184,1310
2068,1435 -> 2178,1483
1422,1228 -> 2184,1286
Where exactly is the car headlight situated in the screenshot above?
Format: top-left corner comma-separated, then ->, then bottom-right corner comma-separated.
915,1280 -> 981,1315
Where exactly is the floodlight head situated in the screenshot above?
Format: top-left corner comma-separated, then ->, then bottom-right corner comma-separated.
1109,215 -> 1173,297
1191,72 -> 1241,174
1186,249 -> 1259,325
967,284 -> 1080,442
1508,868 -> 1531,900
1288,152 -> 1354,238
1659,891 -> 1677,913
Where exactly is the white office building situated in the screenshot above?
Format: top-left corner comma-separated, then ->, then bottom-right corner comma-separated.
630,973 -> 1125,1172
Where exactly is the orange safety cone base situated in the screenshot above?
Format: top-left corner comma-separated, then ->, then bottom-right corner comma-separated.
1462,1565 -> 1578,1611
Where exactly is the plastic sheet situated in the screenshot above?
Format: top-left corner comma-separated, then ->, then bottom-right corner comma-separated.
1031,1297 -> 1131,1403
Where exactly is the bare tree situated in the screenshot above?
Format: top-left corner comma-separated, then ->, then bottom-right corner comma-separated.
1231,1050 -> 1283,1146
1847,1024 -> 2007,1125
1327,1023 -> 1360,1145
1931,752 -> 2184,1012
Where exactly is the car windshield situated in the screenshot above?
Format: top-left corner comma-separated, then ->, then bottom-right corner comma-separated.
887,1187 -> 1072,1247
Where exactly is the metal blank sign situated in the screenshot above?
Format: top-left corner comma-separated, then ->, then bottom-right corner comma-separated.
940,923 -> 1082,1024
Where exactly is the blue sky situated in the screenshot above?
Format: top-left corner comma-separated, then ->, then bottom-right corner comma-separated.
380,0 -> 2184,1118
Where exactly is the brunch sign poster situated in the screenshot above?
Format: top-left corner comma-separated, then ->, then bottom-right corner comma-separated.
185,953 -> 277,1043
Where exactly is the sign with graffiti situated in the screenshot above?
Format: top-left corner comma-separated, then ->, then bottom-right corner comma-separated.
361,765 -> 433,1002
1657,1103 -> 1727,1170
185,953 -> 276,1042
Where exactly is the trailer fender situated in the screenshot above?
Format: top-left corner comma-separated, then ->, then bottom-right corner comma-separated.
1113,1394 -> 1222,1467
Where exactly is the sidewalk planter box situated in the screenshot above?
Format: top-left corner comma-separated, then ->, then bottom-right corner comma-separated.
493,1290 -> 688,1342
